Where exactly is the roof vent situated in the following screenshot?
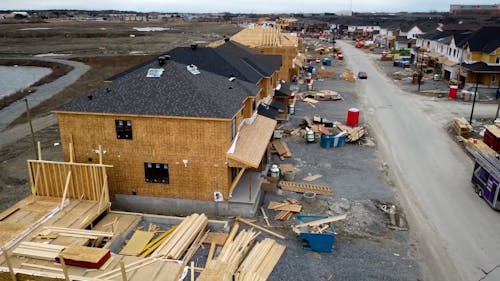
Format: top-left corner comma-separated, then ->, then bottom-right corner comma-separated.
190,44 -> 198,50
147,68 -> 164,78
158,56 -> 166,66
164,55 -> 171,60
187,64 -> 200,75
106,87 -> 111,93
228,86 -> 233,89
224,36 -> 230,42
228,76 -> 236,82
87,95 -> 93,100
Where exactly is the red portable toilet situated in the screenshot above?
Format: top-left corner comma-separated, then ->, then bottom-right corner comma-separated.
346,108 -> 360,127
449,85 -> 458,99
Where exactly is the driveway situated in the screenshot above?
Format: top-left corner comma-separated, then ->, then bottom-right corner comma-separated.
0,58 -> 89,147
337,40 -> 500,281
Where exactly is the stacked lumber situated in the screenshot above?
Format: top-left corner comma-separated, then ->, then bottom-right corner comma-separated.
268,199 -> 302,221
139,225 -> 177,257
152,213 -> 208,259
452,117 -> 473,137
317,67 -> 335,78
198,229 -> 259,281
272,140 -> 292,160
13,242 -> 65,261
57,246 -> 110,269
41,227 -> 113,239
279,181 -> 334,195
340,69 -> 355,82
234,238 -> 286,281
334,123 -> 366,142
314,90 -> 342,101
464,138 -> 498,158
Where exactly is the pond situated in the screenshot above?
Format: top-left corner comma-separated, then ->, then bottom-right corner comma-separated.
0,66 -> 52,98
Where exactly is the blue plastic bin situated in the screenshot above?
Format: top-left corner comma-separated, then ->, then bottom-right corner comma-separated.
332,133 -> 346,147
320,134 -> 332,148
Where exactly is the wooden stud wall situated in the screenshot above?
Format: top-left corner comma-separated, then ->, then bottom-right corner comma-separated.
27,160 -> 110,203
57,113 -> 232,201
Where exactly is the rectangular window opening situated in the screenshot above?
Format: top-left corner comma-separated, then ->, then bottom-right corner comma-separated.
116,119 -> 133,140
144,162 -> 169,184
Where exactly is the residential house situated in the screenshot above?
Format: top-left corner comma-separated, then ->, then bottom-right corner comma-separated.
460,26 -> 500,87
55,44 -> 282,216
230,26 -> 302,82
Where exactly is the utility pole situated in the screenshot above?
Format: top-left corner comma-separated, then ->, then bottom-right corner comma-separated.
418,49 -> 423,92
25,98 -> 37,160
469,73 -> 479,125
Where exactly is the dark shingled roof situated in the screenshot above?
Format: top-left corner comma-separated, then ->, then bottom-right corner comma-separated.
461,62 -> 500,73
216,41 -> 282,77
466,26 -> 500,53
59,58 -> 260,119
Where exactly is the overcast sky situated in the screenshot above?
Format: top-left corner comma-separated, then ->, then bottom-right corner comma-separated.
1,0 -> 499,13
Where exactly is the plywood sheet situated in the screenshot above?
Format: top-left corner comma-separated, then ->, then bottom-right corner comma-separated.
119,231 -> 155,256
227,115 -> 277,168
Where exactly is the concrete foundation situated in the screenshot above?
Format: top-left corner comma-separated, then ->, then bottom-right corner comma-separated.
112,191 -> 262,217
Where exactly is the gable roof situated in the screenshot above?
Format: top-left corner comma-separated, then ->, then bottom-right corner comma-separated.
58,57 -> 260,119
466,26 -> 500,53
215,41 -> 282,77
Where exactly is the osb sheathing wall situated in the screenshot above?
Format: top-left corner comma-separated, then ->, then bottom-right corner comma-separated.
259,46 -> 298,81
57,113 -> 232,201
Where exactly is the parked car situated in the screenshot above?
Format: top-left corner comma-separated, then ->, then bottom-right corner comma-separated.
358,71 -> 368,79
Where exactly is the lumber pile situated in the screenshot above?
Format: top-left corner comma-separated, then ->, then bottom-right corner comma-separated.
317,67 -> 335,78
152,213 -> 208,259
314,90 -> 342,101
234,238 -> 286,281
452,117 -> 473,137
340,69 -> 355,82
40,226 -> 113,239
268,199 -> 302,221
198,229 -> 258,281
279,181 -> 334,195
272,140 -> 292,160
57,246 -> 110,269
138,225 -> 177,257
334,122 -> 366,142
464,138 -> 498,158
13,242 -> 65,261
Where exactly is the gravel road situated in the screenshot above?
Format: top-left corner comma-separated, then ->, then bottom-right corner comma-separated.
338,40 -> 500,281
0,58 -> 89,148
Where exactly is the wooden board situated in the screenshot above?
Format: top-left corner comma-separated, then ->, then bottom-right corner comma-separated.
119,231 -> 155,256
202,232 -> 229,246
279,181 -> 334,195
302,174 -> 322,182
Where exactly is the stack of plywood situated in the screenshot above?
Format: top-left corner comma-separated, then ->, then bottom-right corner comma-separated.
271,140 -> 292,160
197,229 -> 258,281
268,199 -> 302,221
453,117 -> 473,137
234,238 -> 286,281
464,138 -> 498,158
152,213 -> 208,259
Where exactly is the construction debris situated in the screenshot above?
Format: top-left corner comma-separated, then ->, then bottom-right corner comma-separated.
119,230 -> 155,256
268,199 -> 303,221
316,67 -> 335,78
302,174 -> 323,182
464,138 -> 498,158
334,122 -> 366,142
57,246 -> 111,269
272,140 -> 292,160
340,68 -> 355,82
452,117 -> 473,138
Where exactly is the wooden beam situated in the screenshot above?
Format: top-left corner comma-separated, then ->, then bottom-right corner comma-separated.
60,171 -> 72,210
2,249 -> 17,281
27,159 -> 113,168
37,141 -> 42,161
295,214 -> 347,228
58,255 -> 70,281
190,261 -> 195,281
98,145 -> 103,165
228,168 -> 246,198
20,263 -> 63,272
237,217 -> 286,240
120,261 -> 127,281
69,142 -> 74,163
97,174 -> 108,214
206,242 -> 216,266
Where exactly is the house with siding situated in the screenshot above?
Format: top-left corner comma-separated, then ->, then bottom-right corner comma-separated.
55,45 -> 282,216
460,26 -> 500,87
